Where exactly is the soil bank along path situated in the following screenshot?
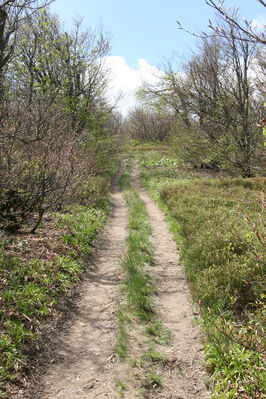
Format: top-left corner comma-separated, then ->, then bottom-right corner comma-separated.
21,160 -> 210,399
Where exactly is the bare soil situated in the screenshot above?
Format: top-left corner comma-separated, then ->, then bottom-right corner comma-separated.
15,159 -> 211,399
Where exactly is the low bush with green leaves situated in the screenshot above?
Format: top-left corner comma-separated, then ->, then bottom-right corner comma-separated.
0,249 -> 82,387
60,206 -> 107,256
160,179 -> 265,312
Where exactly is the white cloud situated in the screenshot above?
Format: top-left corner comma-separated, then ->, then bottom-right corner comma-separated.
104,56 -> 164,116
251,15 -> 266,31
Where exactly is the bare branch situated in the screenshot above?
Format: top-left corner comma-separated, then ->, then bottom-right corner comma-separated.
206,0 -> 266,44
177,1 -> 265,45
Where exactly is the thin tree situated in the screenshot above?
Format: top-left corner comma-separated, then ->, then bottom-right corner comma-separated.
0,0 -> 53,102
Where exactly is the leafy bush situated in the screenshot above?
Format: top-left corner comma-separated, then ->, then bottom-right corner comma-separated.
0,102 -> 80,233
140,156 -> 178,168
77,176 -> 110,209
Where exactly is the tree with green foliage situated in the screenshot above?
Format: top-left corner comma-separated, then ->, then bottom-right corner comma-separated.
0,0 -> 54,103
0,5 -> 118,233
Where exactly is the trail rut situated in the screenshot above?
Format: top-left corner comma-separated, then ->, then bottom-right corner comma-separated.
28,188 -> 128,399
130,159 -> 210,398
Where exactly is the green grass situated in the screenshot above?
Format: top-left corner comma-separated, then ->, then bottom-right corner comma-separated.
117,183 -> 156,330
136,146 -> 266,399
115,308 -> 130,360
115,379 -> 127,397
144,372 -> 163,388
118,173 -> 130,191
122,187 -> 156,321
145,321 -> 170,345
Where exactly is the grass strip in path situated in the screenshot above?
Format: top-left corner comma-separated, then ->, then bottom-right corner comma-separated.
116,163 -> 172,398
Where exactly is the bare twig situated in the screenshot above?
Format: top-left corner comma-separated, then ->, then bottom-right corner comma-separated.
177,0 -> 266,45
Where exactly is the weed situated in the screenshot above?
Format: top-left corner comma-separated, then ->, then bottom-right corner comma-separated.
116,170 -> 157,362
145,321 -> 170,345
140,156 -> 178,168
115,379 -> 127,397
143,372 -> 163,388
121,187 -> 156,321
60,206 -> 106,256
141,348 -> 165,365
115,308 -> 130,360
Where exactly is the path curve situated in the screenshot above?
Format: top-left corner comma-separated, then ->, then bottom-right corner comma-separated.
131,159 -> 210,398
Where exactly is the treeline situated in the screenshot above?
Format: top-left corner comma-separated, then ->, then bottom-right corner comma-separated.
0,0 -> 121,233
126,1 -> 265,177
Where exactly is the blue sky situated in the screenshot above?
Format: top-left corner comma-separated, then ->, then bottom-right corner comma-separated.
50,0 -> 265,69
50,0 -> 266,114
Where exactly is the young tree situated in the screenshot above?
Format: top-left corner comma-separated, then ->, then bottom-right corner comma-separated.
138,69 -> 191,129
0,0 -> 53,102
174,4 -> 264,174
0,7 -> 116,233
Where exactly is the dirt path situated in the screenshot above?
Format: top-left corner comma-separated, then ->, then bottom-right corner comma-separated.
28,186 -> 128,399
130,160 -> 210,398
17,159 -> 210,399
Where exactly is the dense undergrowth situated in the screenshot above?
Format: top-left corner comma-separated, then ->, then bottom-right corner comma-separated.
0,168 -> 115,396
131,142 -> 265,399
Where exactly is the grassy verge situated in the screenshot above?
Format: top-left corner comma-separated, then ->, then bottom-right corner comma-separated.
137,147 -> 265,399
0,174 -> 113,396
116,163 -> 170,397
